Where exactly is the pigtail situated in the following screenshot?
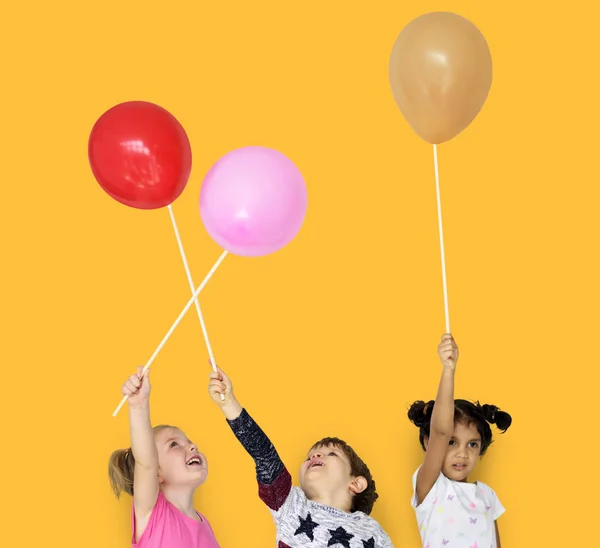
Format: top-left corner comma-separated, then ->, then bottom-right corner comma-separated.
108,448 -> 135,498
480,403 -> 512,432
107,425 -> 175,499
407,399 -> 434,427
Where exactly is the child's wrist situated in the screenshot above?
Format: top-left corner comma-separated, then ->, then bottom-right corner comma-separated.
221,398 -> 243,421
128,401 -> 150,412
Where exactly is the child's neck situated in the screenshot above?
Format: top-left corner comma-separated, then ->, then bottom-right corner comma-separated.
309,491 -> 352,513
161,486 -> 199,520
444,473 -> 473,484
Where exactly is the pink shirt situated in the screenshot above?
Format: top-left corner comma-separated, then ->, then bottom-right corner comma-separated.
132,492 -> 220,548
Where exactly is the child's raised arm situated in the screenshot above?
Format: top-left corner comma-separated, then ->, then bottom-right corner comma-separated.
209,368 -> 293,516
415,334 -> 458,505
123,367 -> 159,534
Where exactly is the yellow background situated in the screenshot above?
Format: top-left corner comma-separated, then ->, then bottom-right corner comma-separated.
1,0 -> 597,545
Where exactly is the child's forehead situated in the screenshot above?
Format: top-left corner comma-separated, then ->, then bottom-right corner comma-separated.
308,442 -> 343,454
453,421 -> 481,438
156,427 -> 188,442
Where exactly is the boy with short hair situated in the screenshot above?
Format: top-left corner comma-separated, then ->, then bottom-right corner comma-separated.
208,368 -> 393,547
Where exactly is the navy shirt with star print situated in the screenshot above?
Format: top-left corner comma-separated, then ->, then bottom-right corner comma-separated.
226,409 -> 394,548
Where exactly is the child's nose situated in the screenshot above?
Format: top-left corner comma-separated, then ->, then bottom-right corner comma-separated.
456,447 -> 467,458
312,453 -> 322,459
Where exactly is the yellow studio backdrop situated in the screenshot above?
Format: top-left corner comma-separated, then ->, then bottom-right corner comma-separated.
0,0 -> 597,545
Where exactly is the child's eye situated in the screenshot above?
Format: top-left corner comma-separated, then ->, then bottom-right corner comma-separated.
469,442 -> 479,448
329,452 -> 337,457
170,441 -> 178,448
448,440 -> 456,446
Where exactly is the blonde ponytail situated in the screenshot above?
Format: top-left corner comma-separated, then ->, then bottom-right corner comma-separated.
108,448 -> 135,498
108,424 -> 175,498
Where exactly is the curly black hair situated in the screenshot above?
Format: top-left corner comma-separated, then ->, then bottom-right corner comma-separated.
408,399 -> 512,455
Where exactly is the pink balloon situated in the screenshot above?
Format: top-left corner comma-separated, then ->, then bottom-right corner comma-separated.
199,147 -> 308,257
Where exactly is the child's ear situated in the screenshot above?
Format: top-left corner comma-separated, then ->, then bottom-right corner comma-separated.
349,476 -> 368,495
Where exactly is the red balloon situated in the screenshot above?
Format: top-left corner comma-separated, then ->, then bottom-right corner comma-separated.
88,101 -> 192,210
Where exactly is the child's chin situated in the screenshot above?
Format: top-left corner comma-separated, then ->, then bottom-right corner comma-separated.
299,477 -> 321,495
188,468 -> 208,479
193,474 -> 208,486
445,468 -> 469,481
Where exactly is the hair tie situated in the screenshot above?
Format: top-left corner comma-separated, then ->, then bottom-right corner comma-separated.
423,402 -> 430,415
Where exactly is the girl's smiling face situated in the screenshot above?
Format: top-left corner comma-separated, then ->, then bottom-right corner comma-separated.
155,427 -> 208,488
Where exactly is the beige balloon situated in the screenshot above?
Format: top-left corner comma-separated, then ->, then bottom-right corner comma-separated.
389,12 -> 492,144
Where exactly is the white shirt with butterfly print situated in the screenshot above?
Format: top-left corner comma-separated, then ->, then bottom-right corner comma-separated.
411,466 -> 505,548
